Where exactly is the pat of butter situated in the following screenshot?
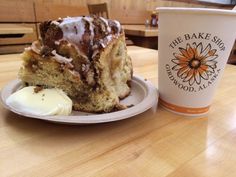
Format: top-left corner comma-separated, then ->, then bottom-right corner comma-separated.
6,86 -> 72,116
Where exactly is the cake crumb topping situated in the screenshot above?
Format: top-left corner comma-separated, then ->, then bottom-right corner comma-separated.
39,16 -> 123,60
51,50 -> 73,64
34,86 -> 43,93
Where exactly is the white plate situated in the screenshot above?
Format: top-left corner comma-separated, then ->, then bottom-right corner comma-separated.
0,76 -> 158,124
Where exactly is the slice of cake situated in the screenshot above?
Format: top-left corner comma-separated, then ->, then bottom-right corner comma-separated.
18,16 -> 133,113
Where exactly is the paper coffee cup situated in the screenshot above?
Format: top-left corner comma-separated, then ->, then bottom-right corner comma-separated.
157,8 -> 236,116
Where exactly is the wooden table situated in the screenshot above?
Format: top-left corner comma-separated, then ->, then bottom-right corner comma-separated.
0,24 -> 33,35
0,24 -> 35,54
123,25 -> 158,37
1,46 -> 236,177
123,25 -> 158,49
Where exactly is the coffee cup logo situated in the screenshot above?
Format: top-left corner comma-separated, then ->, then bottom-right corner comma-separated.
171,42 -> 218,86
166,32 -> 224,92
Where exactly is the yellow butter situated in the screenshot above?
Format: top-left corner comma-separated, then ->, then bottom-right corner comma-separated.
6,86 -> 72,116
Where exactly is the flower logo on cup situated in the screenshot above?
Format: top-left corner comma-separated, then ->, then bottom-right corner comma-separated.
171,42 -> 218,86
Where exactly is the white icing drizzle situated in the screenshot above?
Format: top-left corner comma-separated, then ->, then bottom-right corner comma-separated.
57,17 -> 85,47
100,41 -> 106,48
51,50 -> 73,64
25,47 -> 31,51
99,34 -> 113,49
83,16 -> 95,41
51,21 -> 60,25
54,41 -> 60,45
81,64 -> 89,72
69,70 -> 81,78
106,35 -> 113,43
100,17 -> 111,33
114,20 -> 121,33
51,16 -> 122,58
30,41 -> 41,54
92,50 -> 99,58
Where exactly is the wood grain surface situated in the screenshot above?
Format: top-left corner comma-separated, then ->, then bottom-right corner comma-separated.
0,0 -> 35,22
0,24 -> 34,35
123,25 -> 158,37
1,46 -> 236,177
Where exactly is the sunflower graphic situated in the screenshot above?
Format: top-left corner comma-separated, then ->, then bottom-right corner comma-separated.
171,42 -> 218,86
